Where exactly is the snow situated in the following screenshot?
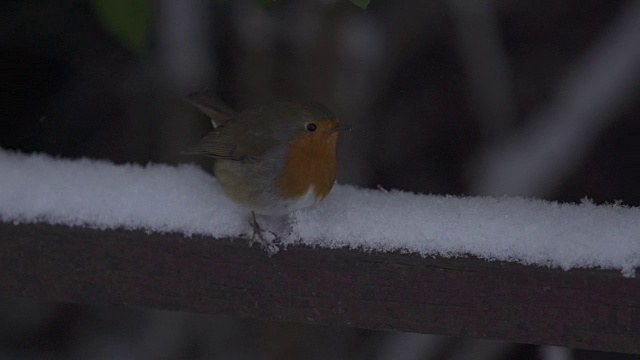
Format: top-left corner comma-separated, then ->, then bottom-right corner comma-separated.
1,149 -> 639,276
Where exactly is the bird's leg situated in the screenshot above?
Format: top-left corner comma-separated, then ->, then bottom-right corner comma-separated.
249,211 -> 266,243
248,211 -> 279,252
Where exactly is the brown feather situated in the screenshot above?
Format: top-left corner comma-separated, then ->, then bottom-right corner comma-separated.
186,89 -> 237,126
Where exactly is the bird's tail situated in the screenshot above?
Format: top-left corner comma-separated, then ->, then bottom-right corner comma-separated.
186,89 -> 237,128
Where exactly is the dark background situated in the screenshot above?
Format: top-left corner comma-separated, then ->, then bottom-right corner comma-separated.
2,0 -> 639,358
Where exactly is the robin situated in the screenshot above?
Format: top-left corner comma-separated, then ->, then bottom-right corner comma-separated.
184,91 -> 351,240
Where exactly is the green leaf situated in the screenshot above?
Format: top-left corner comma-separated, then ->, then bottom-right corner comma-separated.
350,0 -> 370,9
91,0 -> 151,52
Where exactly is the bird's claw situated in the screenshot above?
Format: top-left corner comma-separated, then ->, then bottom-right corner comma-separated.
248,212 -> 280,255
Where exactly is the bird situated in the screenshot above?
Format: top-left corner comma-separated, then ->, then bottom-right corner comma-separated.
184,90 -> 351,240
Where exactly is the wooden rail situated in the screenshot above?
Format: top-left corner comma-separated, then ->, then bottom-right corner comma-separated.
0,222 -> 638,353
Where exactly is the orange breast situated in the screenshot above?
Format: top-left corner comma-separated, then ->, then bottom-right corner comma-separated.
276,132 -> 338,200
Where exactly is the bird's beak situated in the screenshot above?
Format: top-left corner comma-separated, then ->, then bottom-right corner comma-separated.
327,124 -> 353,133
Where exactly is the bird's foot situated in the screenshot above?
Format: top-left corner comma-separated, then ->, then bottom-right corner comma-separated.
248,211 -> 280,255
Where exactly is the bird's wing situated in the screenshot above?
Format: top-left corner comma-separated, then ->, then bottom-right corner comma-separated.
182,110 -> 278,161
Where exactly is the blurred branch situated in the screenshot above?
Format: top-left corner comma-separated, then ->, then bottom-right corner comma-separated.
471,1 -> 640,197
1,222 -> 639,354
153,0 -> 215,162
374,333 -> 448,360
155,0 -> 215,91
448,0 -> 516,140
539,345 -> 574,360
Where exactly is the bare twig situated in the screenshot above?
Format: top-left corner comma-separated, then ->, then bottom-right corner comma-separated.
471,1 -> 640,197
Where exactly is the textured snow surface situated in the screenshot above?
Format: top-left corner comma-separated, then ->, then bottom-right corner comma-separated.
1,149 -> 638,276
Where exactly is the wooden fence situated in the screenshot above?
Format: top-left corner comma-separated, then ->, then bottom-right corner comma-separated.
0,222 -> 638,353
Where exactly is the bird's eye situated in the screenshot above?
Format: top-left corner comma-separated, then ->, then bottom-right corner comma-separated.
306,123 -> 317,132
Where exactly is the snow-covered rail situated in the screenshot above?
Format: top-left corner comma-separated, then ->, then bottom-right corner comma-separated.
1,222 -> 638,354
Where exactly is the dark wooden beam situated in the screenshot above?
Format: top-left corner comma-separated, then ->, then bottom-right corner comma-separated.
0,222 -> 638,353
